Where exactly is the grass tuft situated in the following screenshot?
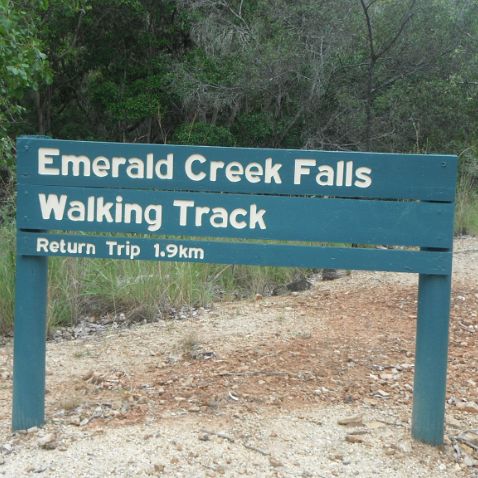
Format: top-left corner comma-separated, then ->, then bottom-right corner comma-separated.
1,227 -> 297,334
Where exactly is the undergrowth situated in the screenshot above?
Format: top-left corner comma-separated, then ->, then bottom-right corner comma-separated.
455,149 -> 478,235
0,220 -> 15,336
0,229 -> 298,334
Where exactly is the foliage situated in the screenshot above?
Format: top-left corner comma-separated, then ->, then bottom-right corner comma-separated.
3,0 -> 477,154
1,0 -> 477,332
0,224 -> 298,333
456,146 -> 478,235
0,0 -> 49,169
0,217 -> 15,334
173,121 -> 235,146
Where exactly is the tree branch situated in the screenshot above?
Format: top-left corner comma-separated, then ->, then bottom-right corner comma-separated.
360,0 -> 376,61
376,0 -> 417,59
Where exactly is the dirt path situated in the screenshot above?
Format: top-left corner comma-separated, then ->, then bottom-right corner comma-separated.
0,236 -> 477,477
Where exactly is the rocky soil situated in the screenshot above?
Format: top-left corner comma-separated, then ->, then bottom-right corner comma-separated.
0,236 -> 477,477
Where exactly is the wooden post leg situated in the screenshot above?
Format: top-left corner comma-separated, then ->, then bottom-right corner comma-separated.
412,273 -> 451,445
12,254 -> 48,431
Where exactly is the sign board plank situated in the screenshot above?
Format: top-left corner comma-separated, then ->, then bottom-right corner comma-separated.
17,186 -> 454,248
18,232 -> 453,274
17,137 -> 457,201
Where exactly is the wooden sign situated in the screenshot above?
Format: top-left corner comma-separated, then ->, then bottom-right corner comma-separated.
13,136 -> 457,445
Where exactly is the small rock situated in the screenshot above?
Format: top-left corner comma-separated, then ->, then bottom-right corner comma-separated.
345,434 -> 364,444
464,455 -> 478,467
456,401 -> 478,413
367,420 -> 385,429
81,370 -> 94,381
321,269 -> 350,281
446,416 -> 462,429
154,464 -> 165,473
37,433 -> 57,450
255,293 -> 263,301
2,443 -> 13,454
286,277 -> 312,291
460,443 -> 475,455
69,415 -> 81,426
198,433 -> 210,441
397,440 -> 412,453
384,447 -> 396,456
27,426 -> 39,434
32,465 -> 48,473
338,415 -> 363,427
375,389 -> 390,398
215,465 -> 226,474
0,455 -> 4,465
269,457 -> 283,467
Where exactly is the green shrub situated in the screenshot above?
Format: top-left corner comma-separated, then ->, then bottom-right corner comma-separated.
456,148 -> 478,236
0,220 -> 15,334
0,221 -> 297,334
172,122 -> 235,146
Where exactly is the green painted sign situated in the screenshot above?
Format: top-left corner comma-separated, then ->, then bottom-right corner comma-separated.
13,136 -> 457,445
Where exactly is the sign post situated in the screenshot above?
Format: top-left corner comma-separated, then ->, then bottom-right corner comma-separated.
13,254 -> 48,430
13,136 -> 457,445
412,273 -> 452,445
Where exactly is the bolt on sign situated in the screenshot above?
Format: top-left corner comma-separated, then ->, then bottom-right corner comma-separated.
14,136 -> 457,445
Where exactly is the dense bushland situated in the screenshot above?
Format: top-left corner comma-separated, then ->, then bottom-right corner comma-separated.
1,0 -> 477,332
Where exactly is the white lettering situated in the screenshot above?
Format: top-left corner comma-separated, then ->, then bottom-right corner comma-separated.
111,157 -> 127,177
39,193 -> 67,220
62,155 -> 91,176
249,204 -> 266,229
144,204 -> 163,231
185,154 -> 207,181
95,197 -> 114,223
294,159 -> 315,184
92,156 -> 110,177
210,161 -> 225,182
244,163 -> 263,183
264,158 -> 282,184
38,148 -> 60,175
36,237 -> 95,256
210,207 -> 228,228
316,165 -> 334,186
225,162 -> 243,182
195,206 -> 210,226
154,153 -> 173,179
174,200 -> 195,226
67,200 -> 85,221
36,237 -> 49,252
230,208 -> 247,229
354,167 -> 372,188
336,161 -> 344,187
126,158 -> 144,178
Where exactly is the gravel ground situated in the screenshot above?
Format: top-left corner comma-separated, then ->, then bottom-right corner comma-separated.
0,236 -> 477,478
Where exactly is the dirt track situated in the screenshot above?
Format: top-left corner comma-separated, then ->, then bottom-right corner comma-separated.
0,236 -> 477,477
